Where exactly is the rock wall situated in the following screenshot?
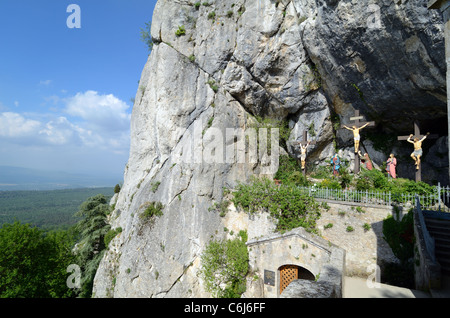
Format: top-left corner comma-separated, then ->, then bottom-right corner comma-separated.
93,0 -> 447,297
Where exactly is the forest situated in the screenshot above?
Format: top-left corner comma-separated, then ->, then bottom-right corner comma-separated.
0,187 -> 114,230
0,188 -> 118,298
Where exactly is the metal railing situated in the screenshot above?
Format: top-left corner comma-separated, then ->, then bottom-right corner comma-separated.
298,183 -> 450,212
415,196 -> 436,263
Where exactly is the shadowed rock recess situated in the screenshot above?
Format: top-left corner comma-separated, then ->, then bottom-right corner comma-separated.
92,0 -> 446,297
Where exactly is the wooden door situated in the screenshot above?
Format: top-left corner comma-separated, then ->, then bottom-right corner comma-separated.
279,265 -> 298,294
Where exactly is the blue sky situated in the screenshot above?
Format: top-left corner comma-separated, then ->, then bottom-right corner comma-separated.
0,0 -> 157,180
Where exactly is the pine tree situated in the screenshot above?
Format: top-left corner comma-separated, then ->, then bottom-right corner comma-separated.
73,194 -> 111,298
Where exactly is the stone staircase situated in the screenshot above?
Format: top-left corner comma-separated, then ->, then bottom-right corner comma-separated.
424,215 -> 450,276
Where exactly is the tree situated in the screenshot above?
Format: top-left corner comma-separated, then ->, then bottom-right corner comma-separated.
140,21 -> 153,52
73,194 -> 111,298
0,222 -> 76,298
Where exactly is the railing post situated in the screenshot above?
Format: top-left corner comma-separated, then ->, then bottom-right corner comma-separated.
438,182 -> 441,212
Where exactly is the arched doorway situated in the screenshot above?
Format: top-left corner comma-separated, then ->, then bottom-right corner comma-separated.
278,264 -> 315,294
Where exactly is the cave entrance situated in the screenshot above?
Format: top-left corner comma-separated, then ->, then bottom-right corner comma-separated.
278,264 -> 315,294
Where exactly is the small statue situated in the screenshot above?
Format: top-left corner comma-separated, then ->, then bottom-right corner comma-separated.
343,123 -> 370,153
299,141 -> 310,170
407,133 -> 429,170
386,153 -> 397,179
330,153 -> 340,176
358,151 -> 373,170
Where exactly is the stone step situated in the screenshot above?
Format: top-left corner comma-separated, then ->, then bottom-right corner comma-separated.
436,249 -> 450,259
435,236 -> 450,247
429,231 -> 450,243
425,218 -> 450,232
426,220 -> 450,229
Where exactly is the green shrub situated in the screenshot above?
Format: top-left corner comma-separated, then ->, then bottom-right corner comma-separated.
319,178 -> 341,190
175,25 -> 186,36
382,209 -> 414,265
310,165 -> 332,179
140,21 -> 153,52
356,169 -> 388,191
208,11 -> 216,20
382,209 -> 415,287
199,231 -> 249,298
355,168 -> 436,204
231,177 -> 320,234
249,116 -> 291,150
206,79 -> 219,93
274,155 -> 309,186
208,200 -> 230,217
151,181 -> 161,193
140,202 -> 164,220
104,227 -> 122,247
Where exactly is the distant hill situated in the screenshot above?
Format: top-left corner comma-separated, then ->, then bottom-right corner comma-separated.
0,166 -> 122,191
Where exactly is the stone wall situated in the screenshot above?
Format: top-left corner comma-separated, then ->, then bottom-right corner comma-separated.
245,227 -> 345,298
316,200 -> 399,277
223,199 -> 398,297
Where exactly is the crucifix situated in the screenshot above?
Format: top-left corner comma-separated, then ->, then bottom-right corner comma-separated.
397,121 -> 438,182
341,110 -> 376,174
290,130 -> 317,176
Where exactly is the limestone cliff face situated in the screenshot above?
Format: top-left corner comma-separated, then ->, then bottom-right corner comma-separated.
92,0 -> 446,297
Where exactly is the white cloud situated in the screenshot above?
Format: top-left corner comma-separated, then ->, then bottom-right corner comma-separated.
0,91 -> 131,175
38,116 -> 84,146
39,79 -> 52,86
0,112 -> 41,138
0,91 -> 131,151
64,90 -> 131,133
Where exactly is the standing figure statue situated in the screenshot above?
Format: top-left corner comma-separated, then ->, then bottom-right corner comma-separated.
358,151 -> 373,170
330,153 -> 340,176
407,133 -> 429,170
343,123 -> 370,153
299,141 -> 310,170
386,153 -> 397,179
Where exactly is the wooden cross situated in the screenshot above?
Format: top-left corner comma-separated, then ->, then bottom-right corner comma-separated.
397,120 -> 438,182
290,130 -> 317,176
342,110 -> 376,174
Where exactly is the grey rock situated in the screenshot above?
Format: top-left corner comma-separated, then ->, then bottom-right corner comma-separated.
280,279 -> 338,298
92,0 -> 448,298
